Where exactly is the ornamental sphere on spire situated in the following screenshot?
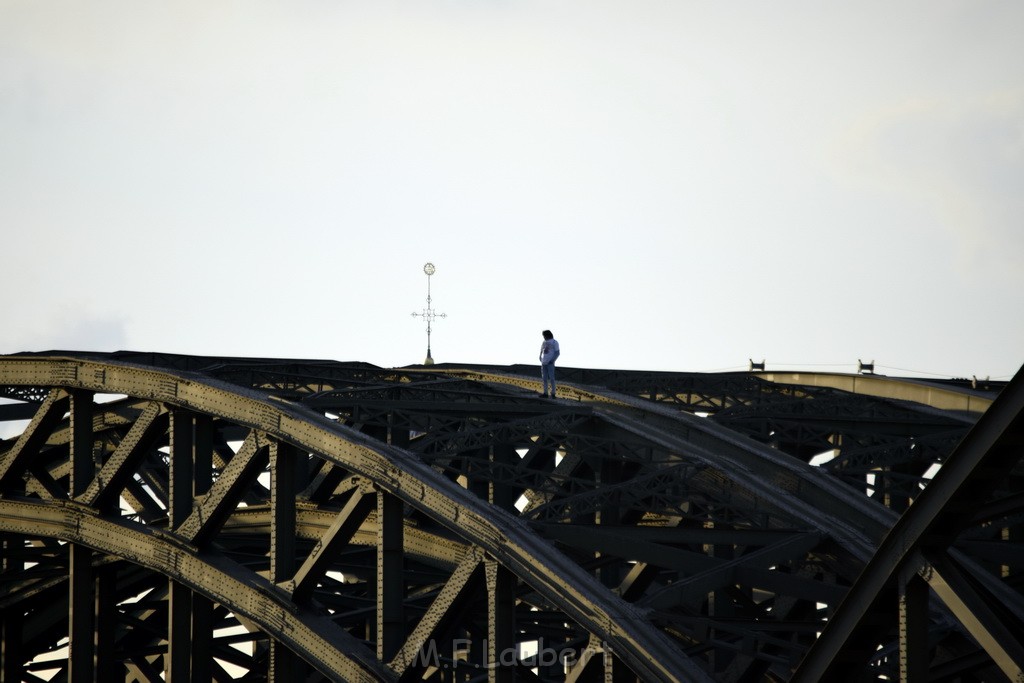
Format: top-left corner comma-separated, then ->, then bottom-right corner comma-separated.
424,263 -> 436,276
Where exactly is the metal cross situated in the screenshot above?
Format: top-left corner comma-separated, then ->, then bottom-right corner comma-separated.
411,262 -> 446,365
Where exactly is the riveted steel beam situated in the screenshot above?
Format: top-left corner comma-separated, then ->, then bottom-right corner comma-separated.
921,551 -> 1024,680
76,401 -> 165,511
389,549 -> 483,677
0,355 -> 710,682
485,559 -> 516,683
0,498 -> 390,682
0,389 -> 69,492
288,487 -> 375,603
175,430 -> 268,546
377,489 -> 404,662
792,365 -> 1024,681
3,352 -> 1014,681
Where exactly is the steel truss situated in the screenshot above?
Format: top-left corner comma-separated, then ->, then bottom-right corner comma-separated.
0,351 -> 1018,682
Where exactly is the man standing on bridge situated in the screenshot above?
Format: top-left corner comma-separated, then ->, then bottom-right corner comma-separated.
539,330 -> 560,398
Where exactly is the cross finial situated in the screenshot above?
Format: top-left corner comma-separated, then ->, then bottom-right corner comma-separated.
411,262 -> 446,365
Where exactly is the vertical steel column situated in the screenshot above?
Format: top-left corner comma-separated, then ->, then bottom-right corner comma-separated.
0,535 -> 22,683
193,414 -> 213,498
597,457 -> 623,588
168,409 -> 194,529
389,414 -> 409,449
490,443 -> 518,512
708,507 -> 733,671
898,568 -> 930,681
191,414 -> 214,683
68,389 -> 95,683
94,567 -> 118,682
68,546 -> 95,683
190,589 -> 214,683
467,447 -> 490,501
269,440 -> 301,682
69,390 -> 95,498
886,462 -> 913,514
167,409 -> 193,682
93,393 -> 119,681
377,489 -> 404,661
485,560 -> 515,683
269,440 -> 297,582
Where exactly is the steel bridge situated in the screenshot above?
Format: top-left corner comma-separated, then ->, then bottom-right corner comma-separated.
0,351 -> 1020,682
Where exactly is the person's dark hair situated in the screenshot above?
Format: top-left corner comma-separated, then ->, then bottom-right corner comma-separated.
542,330 -> 553,340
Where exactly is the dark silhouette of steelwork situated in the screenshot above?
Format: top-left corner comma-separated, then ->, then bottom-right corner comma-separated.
0,351 -> 1019,682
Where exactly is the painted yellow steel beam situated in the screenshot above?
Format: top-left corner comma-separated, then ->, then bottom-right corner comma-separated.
408,367 -> 626,405
417,366 -> 993,414
756,371 -> 992,414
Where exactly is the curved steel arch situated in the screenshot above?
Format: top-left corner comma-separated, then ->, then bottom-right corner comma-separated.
0,352 -> 1017,682
0,498 -> 387,682
0,355 -> 704,682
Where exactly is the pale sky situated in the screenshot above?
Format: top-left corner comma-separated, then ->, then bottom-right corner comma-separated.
2,1 -> 1022,380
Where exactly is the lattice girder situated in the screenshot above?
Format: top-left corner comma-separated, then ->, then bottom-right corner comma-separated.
0,355 -> 705,682
0,352 -> 1015,682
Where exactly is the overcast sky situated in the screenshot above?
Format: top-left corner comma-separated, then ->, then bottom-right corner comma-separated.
2,1 -> 1022,380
